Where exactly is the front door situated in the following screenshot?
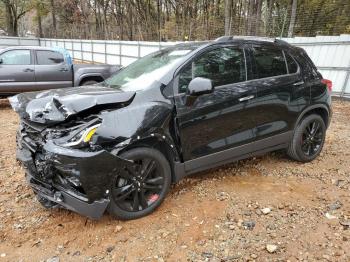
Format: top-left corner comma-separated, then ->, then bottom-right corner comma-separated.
174,45 -> 257,171
0,49 -> 35,94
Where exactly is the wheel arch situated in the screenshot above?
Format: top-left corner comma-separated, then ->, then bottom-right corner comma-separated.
118,136 -> 180,183
78,75 -> 104,86
295,104 -> 330,129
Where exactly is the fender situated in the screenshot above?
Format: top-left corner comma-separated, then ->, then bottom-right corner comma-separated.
93,101 -> 181,162
294,103 -> 331,130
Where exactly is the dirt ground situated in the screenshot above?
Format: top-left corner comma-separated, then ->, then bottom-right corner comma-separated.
0,99 -> 349,262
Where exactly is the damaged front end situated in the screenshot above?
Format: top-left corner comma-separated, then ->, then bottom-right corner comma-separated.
11,88 -> 137,219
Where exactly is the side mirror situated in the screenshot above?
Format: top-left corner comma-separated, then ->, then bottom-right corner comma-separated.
0,58 -> 3,64
187,77 -> 213,96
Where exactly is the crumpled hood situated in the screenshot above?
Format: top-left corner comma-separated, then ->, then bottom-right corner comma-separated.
9,86 -> 135,124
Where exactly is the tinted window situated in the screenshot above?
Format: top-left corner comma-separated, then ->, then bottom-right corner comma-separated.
285,53 -> 298,74
36,50 -> 64,65
252,47 -> 287,78
178,47 -> 246,93
0,50 -> 31,65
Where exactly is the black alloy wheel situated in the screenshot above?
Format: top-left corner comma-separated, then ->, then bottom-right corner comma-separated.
108,147 -> 171,220
287,114 -> 326,162
301,120 -> 324,156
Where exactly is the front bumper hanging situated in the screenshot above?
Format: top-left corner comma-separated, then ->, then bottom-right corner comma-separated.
17,140 -> 134,220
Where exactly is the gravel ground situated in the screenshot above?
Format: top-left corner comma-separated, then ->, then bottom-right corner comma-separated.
0,99 -> 349,262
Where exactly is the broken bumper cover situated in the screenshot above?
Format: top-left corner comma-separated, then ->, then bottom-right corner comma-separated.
17,141 -> 133,220
26,173 -> 110,219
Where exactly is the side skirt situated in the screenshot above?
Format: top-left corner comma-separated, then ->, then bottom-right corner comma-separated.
173,131 -> 293,182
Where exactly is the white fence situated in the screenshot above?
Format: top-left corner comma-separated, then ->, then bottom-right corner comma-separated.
0,35 -> 349,97
283,35 -> 350,97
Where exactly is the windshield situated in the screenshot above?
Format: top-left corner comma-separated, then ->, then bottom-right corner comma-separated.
104,46 -> 196,91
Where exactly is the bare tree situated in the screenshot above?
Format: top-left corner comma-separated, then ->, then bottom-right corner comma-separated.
0,0 -> 31,36
224,0 -> 233,35
287,0 -> 297,37
50,0 -> 57,37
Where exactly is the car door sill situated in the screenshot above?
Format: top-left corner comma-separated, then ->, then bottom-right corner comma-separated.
173,131 -> 293,182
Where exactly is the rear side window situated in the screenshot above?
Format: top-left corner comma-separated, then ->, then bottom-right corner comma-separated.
178,47 -> 246,93
0,50 -> 31,65
252,46 -> 287,79
285,53 -> 298,74
36,50 -> 64,65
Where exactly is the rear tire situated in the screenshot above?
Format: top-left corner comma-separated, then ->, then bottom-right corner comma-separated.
287,114 -> 326,162
108,147 -> 171,220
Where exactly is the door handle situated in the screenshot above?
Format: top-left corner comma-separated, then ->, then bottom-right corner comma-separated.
293,81 -> 304,86
239,95 -> 255,102
59,68 -> 69,72
23,68 -> 34,72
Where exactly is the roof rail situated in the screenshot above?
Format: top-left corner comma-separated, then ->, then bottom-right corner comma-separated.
215,36 -> 292,46
274,38 -> 290,46
215,36 -> 233,42
233,36 -> 275,42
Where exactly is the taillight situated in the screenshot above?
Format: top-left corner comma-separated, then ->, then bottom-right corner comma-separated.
321,79 -> 332,92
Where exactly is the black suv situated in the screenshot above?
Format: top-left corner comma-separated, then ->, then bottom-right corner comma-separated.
11,36 -> 332,220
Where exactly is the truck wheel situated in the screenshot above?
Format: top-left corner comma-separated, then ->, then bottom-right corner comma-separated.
287,114 -> 326,162
80,80 -> 98,86
108,147 -> 171,220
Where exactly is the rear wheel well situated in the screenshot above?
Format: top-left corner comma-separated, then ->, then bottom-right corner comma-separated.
119,138 -> 178,183
79,76 -> 104,85
301,107 -> 329,127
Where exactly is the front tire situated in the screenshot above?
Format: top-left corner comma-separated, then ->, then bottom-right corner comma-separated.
287,114 -> 326,162
108,147 -> 171,220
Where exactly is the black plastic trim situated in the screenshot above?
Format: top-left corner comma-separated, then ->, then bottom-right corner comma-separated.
173,131 -> 293,181
295,104 -> 331,129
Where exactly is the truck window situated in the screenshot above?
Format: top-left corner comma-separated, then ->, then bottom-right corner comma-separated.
0,50 -> 31,65
36,50 -> 64,65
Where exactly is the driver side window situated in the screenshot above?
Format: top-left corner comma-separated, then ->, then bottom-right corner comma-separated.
0,50 -> 31,65
178,47 -> 246,93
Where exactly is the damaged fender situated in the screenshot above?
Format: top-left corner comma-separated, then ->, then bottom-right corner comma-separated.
93,98 -> 181,162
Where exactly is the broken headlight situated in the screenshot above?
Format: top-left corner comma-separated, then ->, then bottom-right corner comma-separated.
61,124 -> 101,148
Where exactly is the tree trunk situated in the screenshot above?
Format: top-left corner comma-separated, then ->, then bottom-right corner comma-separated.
50,0 -> 57,37
37,8 -> 43,38
255,0 -> 262,36
287,0 -> 297,37
224,0 -> 232,35
157,0 -> 161,41
3,1 -> 16,36
265,0 -> 273,36
247,0 -> 255,35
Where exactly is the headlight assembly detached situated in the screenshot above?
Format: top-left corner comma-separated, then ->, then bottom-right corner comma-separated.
61,124 -> 101,148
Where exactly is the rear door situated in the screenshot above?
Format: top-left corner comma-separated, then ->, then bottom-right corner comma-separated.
0,49 -> 35,94
248,44 -> 305,142
174,45 -> 257,168
34,49 -> 72,90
